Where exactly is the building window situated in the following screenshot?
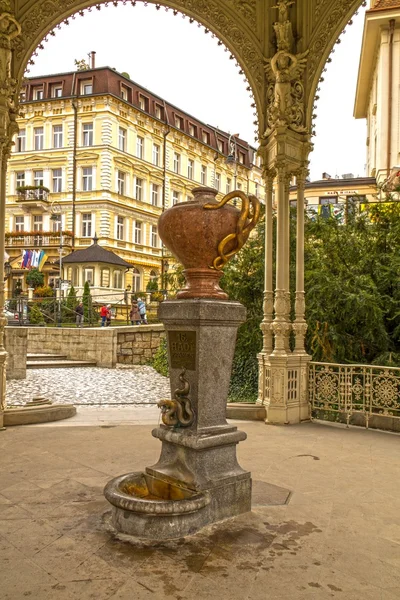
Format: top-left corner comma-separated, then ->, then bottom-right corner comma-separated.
52,169 -> 62,193
113,270 -> 123,289
82,167 -> 93,191
82,213 -> 92,237
154,104 -> 163,119
117,170 -> 125,195
51,214 -> 61,233
34,170 -> 44,188
151,183 -> 160,207
173,152 -> 180,174
120,86 -> 128,101
116,216 -> 124,241
82,123 -> 93,147
136,136 -> 144,159
51,85 -> 62,98
81,81 -> 93,95
138,95 -> 148,111
237,183 -> 242,190
53,125 -> 63,148
132,267 -> 141,292
15,216 -> 24,232
188,159 -> 194,180
33,215 -> 43,232
16,172 -> 25,191
84,267 -> 94,284
239,152 -> 245,164
118,127 -> 126,152
134,221 -> 142,244
101,268 -> 110,287
151,225 -> 158,248
255,182 -> 259,197
172,190 -> 180,205
215,173 -> 221,191
152,144 -> 160,166
175,115 -> 184,130
135,178 -> 143,201
217,139 -> 224,153
202,131 -> 210,145
72,267 -> 79,287
34,127 -> 44,151
16,129 -> 26,152
226,178 -> 231,193
189,123 -> 197,137
33,87 -> 43,100
201,165 -> 207,185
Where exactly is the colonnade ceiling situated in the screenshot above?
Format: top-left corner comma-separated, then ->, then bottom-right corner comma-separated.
9,0 -> 362,137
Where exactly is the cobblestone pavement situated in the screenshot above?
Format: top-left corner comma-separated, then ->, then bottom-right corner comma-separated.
6,365 -> 170,406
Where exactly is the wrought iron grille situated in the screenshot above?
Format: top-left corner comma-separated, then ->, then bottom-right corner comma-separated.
309,362 -> 400,428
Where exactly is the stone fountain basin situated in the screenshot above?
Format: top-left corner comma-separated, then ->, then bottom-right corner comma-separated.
104,471 -> 210,516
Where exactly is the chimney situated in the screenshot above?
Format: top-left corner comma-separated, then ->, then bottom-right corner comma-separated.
322,172 -> 331,180
90,51 -> 96,69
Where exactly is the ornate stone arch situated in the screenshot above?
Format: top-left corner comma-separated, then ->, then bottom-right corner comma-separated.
11,0 -> 266,128
305,0 -> 365,129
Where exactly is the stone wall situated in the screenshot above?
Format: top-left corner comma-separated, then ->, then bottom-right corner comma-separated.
27,325 -> 165,368
117,325 -> 165,365
5,327 -> 28,380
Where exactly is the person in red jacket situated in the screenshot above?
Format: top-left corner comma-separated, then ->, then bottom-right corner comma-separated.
100,304 -> 108,327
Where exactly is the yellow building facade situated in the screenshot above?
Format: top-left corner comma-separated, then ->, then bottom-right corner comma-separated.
5,65 -> 264,300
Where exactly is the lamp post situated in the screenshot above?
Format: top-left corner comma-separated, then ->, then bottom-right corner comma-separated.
50,202 -> 64,327
226,133 -> 239,190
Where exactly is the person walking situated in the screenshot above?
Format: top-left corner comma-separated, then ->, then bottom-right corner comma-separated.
129,299 -> 141,325
106,304 -> 112,327
75,302 -> 84,328
100,304 -> 108,327
137,297 -> 148,324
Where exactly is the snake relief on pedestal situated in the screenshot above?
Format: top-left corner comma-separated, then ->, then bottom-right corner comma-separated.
158,368 -> 195,428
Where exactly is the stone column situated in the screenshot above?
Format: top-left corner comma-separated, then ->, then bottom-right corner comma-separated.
0,9 -> 21,429
271,162 -> 291,355
257,169 -> 275,405
293,168 -> 308,355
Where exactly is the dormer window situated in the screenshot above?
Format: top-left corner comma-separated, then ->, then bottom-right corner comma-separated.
202,131 -> 210,145
189,123 -> 197,137
138,94 -> 149,111
81,80 -> 93,95
175,115 -> 184,130
51,84 -> 63,98
33,87 -> 44,100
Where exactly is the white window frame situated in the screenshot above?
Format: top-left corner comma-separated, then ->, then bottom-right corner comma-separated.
137,136 -> 144,159
82,123 -> 94,147
151,225 -> 158,248
16,129 -> 26,152
51,214 -> 62,233
173,152 -> 180,174
52,168 -> 62,193
16,172 -> 25,191
151,183 -> 159,207
117,170 -> 125,196
34,88 -> 44,100
152,144 -> 160,166
132,268 -> 141,292
82,167 -> 93,192
33,170 -> 44,187
113,270 -> 123,289
81,81 -> 93,95
33,215 -> 43,232
226,178 -> 232,194
34,127 -> 44,151
84,267 -> 94,285
118,127 -> 126,152
15,215 -> 24,232
135,178 -> 143,201
201,165 -> 207,185
134,221 -> 142,244
188,159 -> 194,180
172,190 -> 180,205
53,125 -> 63,149
82,213 -> 92,237
116,216 -> 124,241
215,173 -> 221,191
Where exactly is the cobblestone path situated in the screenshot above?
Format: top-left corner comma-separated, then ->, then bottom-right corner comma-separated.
6,365 -> 170,406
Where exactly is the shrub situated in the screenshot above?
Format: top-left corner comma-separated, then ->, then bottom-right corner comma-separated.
150,337 -> 169,377
29,303 -> 45,325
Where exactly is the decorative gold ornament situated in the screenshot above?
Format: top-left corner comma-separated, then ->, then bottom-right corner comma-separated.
204,191 -> 260,270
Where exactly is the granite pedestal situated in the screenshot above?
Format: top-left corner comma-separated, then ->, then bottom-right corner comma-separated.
104,299 -> 251,540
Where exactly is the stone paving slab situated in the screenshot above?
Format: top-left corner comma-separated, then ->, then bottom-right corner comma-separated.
6,365 -> 170,406
1,421 -> 400,599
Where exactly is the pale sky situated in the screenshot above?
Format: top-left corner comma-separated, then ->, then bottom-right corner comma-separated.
28,2 -> 368,182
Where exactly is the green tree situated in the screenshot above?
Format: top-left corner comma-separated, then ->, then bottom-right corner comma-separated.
29,303 -> 45,325
26,268 -> 44,289
64,285 -> 77,323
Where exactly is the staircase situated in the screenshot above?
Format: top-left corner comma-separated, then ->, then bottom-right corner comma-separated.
27,353 -> 97,369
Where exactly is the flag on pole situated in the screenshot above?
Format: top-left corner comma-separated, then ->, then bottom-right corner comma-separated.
38,251 -> 48,272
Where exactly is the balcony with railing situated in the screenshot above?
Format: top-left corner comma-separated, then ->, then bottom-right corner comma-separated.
5,231 -> 73,248
15,185 -> 50,210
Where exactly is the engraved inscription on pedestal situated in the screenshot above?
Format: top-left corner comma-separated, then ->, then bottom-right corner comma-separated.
168,331 -> 196,371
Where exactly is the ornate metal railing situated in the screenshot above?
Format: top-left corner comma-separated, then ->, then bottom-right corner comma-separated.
309,362 -> 400,429
5,233 -> 73,248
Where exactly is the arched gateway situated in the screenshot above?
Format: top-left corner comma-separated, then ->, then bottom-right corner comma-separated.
0,0 -> 364,426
